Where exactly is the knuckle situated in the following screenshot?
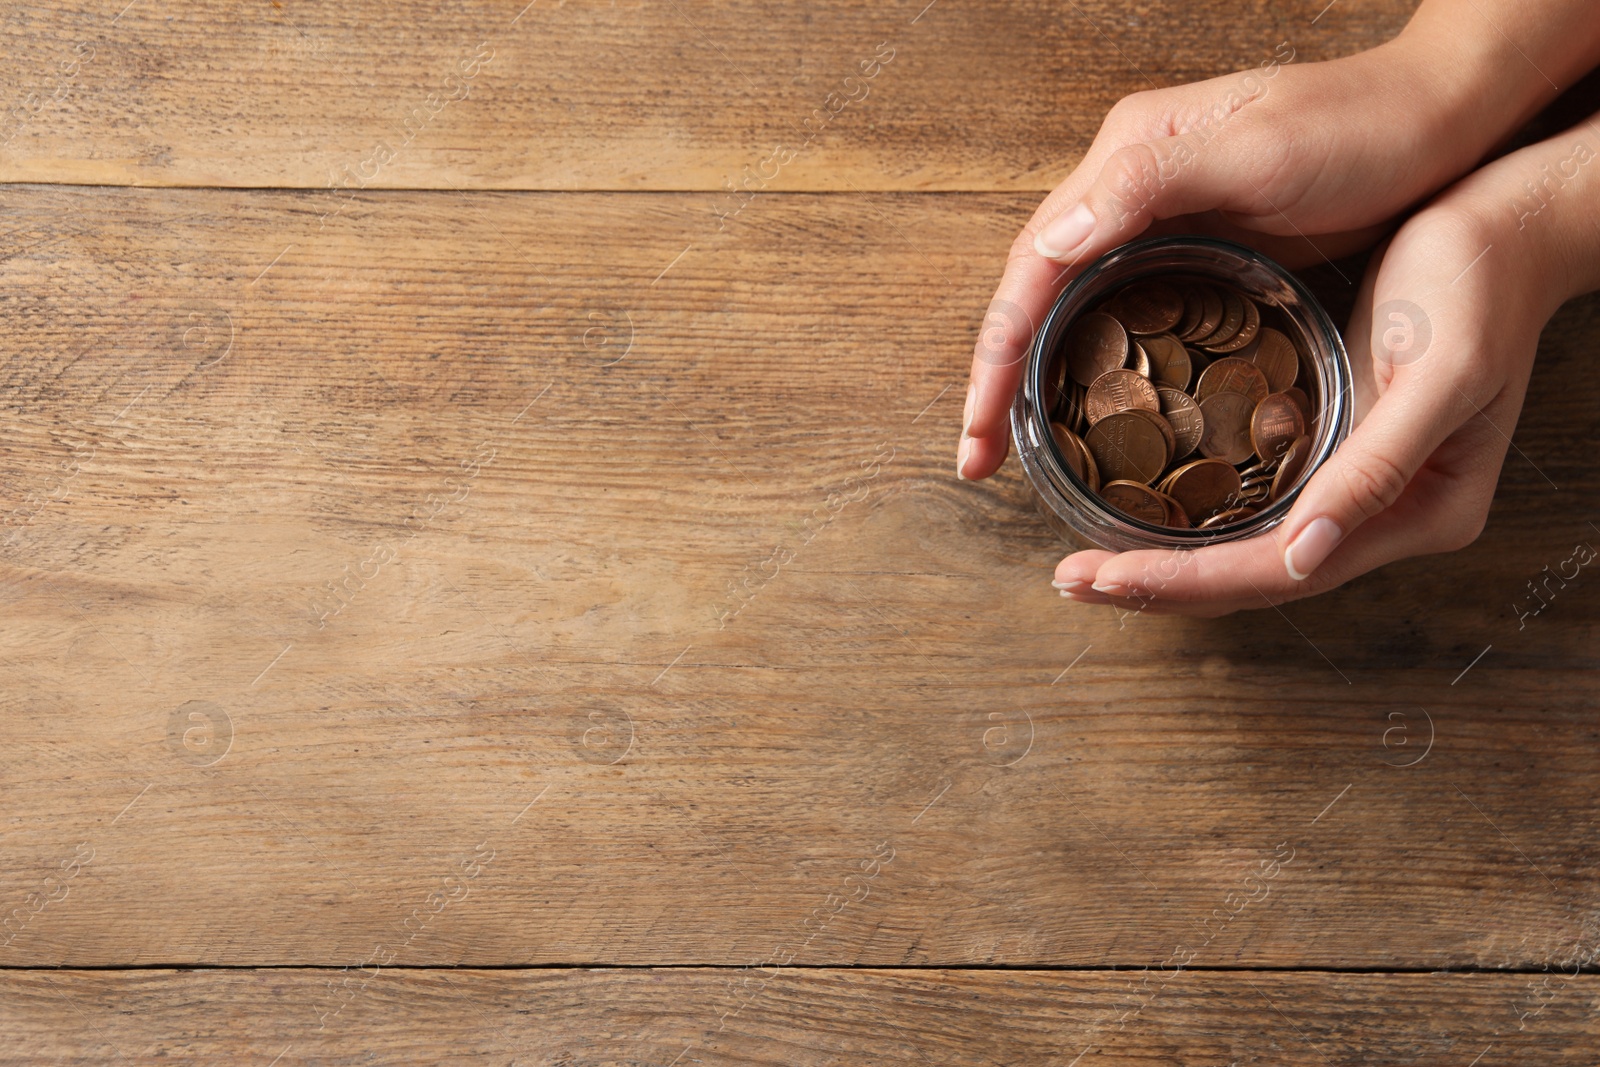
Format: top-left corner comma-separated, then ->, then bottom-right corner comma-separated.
1099,142 -> 1164,216
1442,512 -> 1488,552
1104,90 -> 1160,129
1437,497 -> 1491,552
1334,451 -> 1411,521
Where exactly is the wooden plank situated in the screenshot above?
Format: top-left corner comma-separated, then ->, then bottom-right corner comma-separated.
0,0 -> 1416,190
0,187 -> 1596,970
3,968 -> 1599,1064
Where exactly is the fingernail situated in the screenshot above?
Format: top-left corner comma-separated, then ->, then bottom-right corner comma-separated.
1284,516 -> 1343,581
1052,579 -> 1087,591
956,434 -> 972,480
1034,203 -> 1096,259
962,383 -> 976,435
1060,589 -> 1098,602
1090,579 -> 1128,595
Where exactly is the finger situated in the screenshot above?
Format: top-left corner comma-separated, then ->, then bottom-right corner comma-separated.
962,110 -> 1167,452
1079,432 -> 1501,608
1031,126 -> 1287,268
960,251 -> 1060,478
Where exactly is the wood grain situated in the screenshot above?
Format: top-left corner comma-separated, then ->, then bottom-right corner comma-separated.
0,0 -> 1416,190
4,968 -> 1600,1065
0,187 -> 1595,972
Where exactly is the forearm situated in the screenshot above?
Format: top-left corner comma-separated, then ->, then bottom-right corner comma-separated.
1395,0 -> 1600,161
1435,107 -> 1600,317
1518,112 -> 1600,304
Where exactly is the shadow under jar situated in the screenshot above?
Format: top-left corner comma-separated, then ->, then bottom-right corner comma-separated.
1010,236 -> 1353,553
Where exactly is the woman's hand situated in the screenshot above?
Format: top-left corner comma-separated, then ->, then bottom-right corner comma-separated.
1051,115 -> 1598,615
958,17 -> 1580,483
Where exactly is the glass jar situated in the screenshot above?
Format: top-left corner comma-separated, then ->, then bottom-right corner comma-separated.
1009,235 -> 1353,553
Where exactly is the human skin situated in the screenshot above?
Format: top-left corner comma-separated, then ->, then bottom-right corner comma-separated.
958,0 -> 1600,614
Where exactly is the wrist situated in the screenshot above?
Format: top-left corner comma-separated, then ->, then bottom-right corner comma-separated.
1392,2 -> 1600,163
1431,131 -> 1599,325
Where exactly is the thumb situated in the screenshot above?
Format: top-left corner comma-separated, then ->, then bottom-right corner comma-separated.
1277,366 -> 1467,582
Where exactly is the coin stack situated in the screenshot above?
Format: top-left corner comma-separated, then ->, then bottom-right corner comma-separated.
1047,277 -> 1318,530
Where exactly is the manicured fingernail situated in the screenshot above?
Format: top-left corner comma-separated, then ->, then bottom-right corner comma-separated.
956,434 -> 972,480
1060,589 -> 1101,602
1091,579 -> 1127,595
1284,516 -> 1343,581
1034,203 -> 1096,259
962,383 -> 976,434
1052,579 -> 1087,591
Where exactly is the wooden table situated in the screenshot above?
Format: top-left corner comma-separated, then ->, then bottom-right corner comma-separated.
2,2 -> 1597,1062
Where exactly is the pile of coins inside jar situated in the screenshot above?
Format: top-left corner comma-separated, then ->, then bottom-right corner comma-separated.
1047,275 -> 1319,530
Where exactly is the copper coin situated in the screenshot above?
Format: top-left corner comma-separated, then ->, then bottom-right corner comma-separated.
1051,421 -> 1088,478
1194,287 -> 1245,347
1250,393 -> 1306,461
1122,406 -> 1176,469
1269,434 -> 1314,502
1155,386 -> 1204,459
1065,312 -> 1129,388
1178,284 -> 1225,342
1139,333 -> 1191,391
1185,346 -> 1211,379
1047,352 -> 1071,418
1100,480 -> 1169,525
1150,489 -> 1191,529
1283,385 -> 1313,427
1165,459 -> 1244,524
1084,411 -> 1168,485
1205,292 -> 1261,353
1085,368 -> 1161,424
1197,391 -> 1255,464
1195,357 -> 1269,405
1198,505 -> 1258,529
1128,341 -> 1152,378
1075,432 -> 1101,492
1105,280 -> 1184,335
1248,327 -> 1300,392
1174,286 -> 1205,339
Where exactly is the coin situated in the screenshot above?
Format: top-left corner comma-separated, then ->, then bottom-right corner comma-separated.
1046,347 -> 1071,417
1155,386 -> 1204,459
1065,311 -> 1129,388
1140,333 -> 1191,391
1178,284 -> 1224,342
1165,458 -> 1244,524
1128,342 -> 1152,377
1197,391 -> 1255,464
1269,434 -> 1314,502
1250,393 -> 1306,461
1105,280 -> 1184,335
1075,431 -> 1101,492
1174,286 -> 1205,339
1204,290 -> 1260,353
1195,357 -> 1269,405
1283,385 -> 1313,427
1248,327 -> 1300,392
1085,411 -> 1168,485
1151,489 -> 1191,528
1123,406 -> 1176,468
1195,287 -> 1245,347
1100,480 -> 1168,525
1053,422 -> 1103,493
1198,505 -> 1258,528
1084,368 -> 1161,424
